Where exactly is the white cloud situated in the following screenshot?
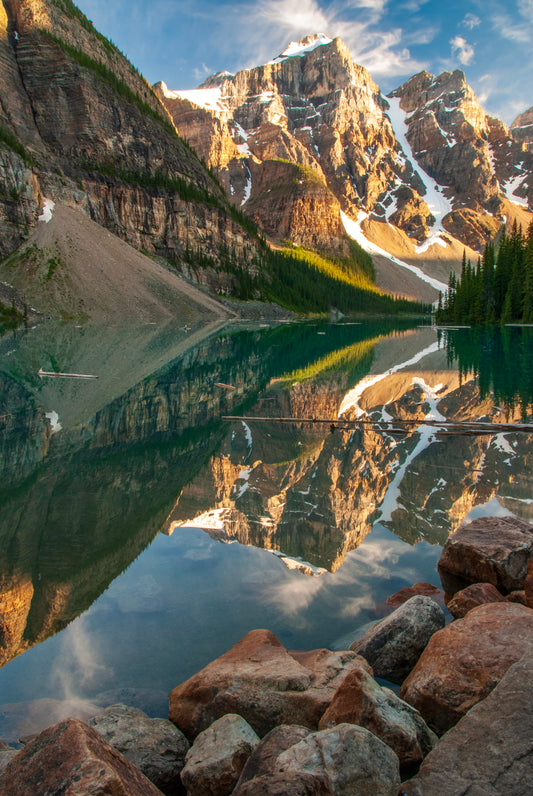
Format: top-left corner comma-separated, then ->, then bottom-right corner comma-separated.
518,0 -> 533,22
491,13 -> 531,42
462,12 -> 481,29
450,35 -> 475,65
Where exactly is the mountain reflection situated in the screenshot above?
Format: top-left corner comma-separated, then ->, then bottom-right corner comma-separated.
1,320 -> 532,673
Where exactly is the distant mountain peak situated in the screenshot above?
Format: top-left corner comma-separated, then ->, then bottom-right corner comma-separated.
273,33 -> 333,62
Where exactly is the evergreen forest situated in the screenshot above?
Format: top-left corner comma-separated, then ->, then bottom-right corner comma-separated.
436,221 -> 533,325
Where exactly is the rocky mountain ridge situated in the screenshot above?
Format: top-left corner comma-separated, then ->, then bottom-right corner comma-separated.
0,0 -> 265,318
158,34 -> 533,295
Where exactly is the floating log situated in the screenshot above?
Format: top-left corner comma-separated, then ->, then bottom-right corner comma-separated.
214,382 -> 236,390
222,415 -> 533,434
38,367 -> 98,380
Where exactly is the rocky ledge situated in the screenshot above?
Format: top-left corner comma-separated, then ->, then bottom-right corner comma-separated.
0,515 -> 532,795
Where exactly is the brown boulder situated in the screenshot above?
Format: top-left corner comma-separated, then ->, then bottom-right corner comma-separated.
317,667 -> 436,774
446,582 -> 506,618
169,629 -> 371,740
506,590 -> 527,605
386,582 -> 444,609
400,602 -> 533,735
525,557 -> 533,608
402,653 -> 533,795
0,718 -> 162,795
438,515 -> 533,594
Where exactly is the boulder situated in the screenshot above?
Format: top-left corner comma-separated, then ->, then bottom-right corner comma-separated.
317,667 -> 436,774
234,725 -> 312,792
0,718 -> 162,795
438,516 -> 533,594
446,582 -> 506,618
180,713 -> 259,796
169,629 -> 371,739
88,703 -> 188,795
525,557 -> 533,608
350,595 -> 445,683
402,653 -> 533,795
400,602 -> 533,735
274,723 -> 400,795
0,742 -> 18,774
506,590 -> 527,605
234,772 -> 329,795
386,582 -> 444,609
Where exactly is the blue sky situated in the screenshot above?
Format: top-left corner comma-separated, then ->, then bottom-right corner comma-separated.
76,0 -> 532,124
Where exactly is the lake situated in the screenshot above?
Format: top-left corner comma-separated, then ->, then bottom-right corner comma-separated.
1,318 -> 532,743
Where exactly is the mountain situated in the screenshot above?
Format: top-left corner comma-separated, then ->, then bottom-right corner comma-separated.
0,0 -> 263,319
157,34 -> 533,300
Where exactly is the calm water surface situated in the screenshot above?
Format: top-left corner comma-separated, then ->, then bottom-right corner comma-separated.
1,319 -> 532,742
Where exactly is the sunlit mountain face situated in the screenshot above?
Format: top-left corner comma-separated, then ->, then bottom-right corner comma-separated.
1,319 -> 532,742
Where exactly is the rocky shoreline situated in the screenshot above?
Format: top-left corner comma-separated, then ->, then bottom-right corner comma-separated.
0,515 -> 532,795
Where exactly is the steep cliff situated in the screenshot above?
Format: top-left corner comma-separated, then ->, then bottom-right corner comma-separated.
0,0 -> 262,316
391,69 -> 532,243
160,35 -> 532,273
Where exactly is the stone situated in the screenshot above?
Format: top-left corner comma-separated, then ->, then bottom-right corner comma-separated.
349,595 -> 445,683
275,723 -> 401,795
0,718 -> 162,795
317,667 -> 437,774
400,602 -> 533,735
446,582 -> 506,618
169,629 -> 371,739
88,703 -> 189,795
0,742 -> 18,774
235,772 -> 329,795
180,713 -> 259,796
402,653 -> 533,795
386,582 -> 444,609
438,515 -> 533,594
506,590 -> 527,605
234,725 -> 312,792
525,557 -> 533,608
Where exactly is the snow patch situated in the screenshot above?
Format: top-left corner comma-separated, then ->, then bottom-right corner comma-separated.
45,411 -> 62,434
241,164 -> 252,206
502,173 -> 529,207
338,340 -> 440,417
386,97 -> 453,234
378,377 -> 445,523
269,34 -> 333,64
341,211 -> 447,293
167,86 -> 228,113
38,199 -> 55,224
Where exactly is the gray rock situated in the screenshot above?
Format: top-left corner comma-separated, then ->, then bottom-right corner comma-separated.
0,742 -> 18,774
181,713 -> 260,796
276,723 -> 401,795
88,703 -> 189,795
402,652 -> 533,795
350,595 -> 445,683
234,725 -> 312,792
318,666 -> 437,775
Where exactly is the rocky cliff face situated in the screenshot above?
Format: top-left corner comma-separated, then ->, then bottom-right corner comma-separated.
159,35 -> 532,259
392,70 -> 532,242
157,35 -> 426,255
0,0 -> 260,299
511,107 -> 533,151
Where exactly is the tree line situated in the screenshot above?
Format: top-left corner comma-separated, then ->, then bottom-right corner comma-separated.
436,221 -> 533,325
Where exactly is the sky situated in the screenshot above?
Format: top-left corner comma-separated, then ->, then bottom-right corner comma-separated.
75,0 -> 533,124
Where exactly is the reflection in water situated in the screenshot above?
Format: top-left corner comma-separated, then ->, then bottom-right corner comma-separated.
1,320 -> 532,741
442,326 -> 533,416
